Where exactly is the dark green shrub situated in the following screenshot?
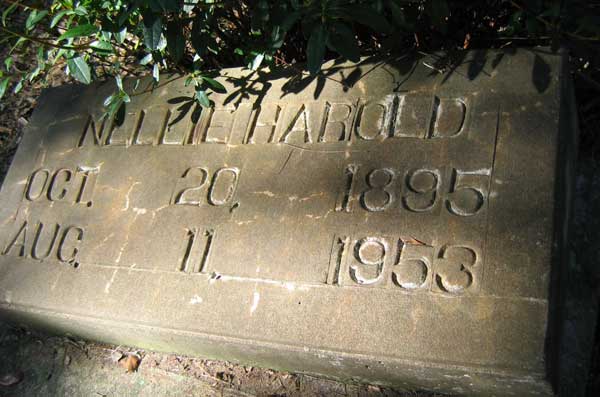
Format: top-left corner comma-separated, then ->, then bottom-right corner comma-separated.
0,0 -> 598,116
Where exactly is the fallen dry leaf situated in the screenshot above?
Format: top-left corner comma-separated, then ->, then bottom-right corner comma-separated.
119,354 -> 141,373
0,371 -> 24,387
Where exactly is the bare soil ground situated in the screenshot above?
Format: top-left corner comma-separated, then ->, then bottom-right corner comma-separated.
0,326 -> 442,397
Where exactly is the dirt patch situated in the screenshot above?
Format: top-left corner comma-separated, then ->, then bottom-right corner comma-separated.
0,327 -> 442,397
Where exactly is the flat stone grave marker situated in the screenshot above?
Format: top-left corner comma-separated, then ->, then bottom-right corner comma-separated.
0,49 -> 577,396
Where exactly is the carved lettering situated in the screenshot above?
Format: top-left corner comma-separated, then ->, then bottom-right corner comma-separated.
279,104 -> 312,144
434,245 -> 477,294
75,95 -> 472,148
327,235 -> 348,285
327,234 -> 479,294
201,107 -> 236,144
335,164 -> 358,212
392,240 -> 433,290
2,221 -> 84,267
57,225 -> 84,266
172,167 -> 209,205
207,168 -> 240,206
445,168 -> 489,216
24,166 -> 100,206
318,102 -> 356,142
47,168 -> 73,201
361,168 -> 395,212
172,166 -> 240,207
25,169 -> 50,201
2,220 -> 27,257
180,228 -> 214,273
31,222 -> 60,260
247,104 -> 282,144
349,237 -> 389,285
339,165 -> 489,216
78,116 -> 108,147
429,97 -> 467,138
355,101 -> 388,140
402,169 -> 440,213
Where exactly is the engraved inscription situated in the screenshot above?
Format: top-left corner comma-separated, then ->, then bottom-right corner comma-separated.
350,237 -> 389,285
445,169 -> 489,216
327,235 -> 349,285
403,169 -> 440,213
393,240 -> 433,290
171,167 -> 240,207
76,94 -> 471,148
360,168 -> 395,212
434,245 -> 477,294
179,228 -> 215,273
24,166 -> 100,207
338,165 -> 490,216
1,220 -> 84,267
335,165 -> 358,212
329,234 -> 479,295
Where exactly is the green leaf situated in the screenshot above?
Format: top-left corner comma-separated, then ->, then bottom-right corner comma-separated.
114,27 -> 127,44
50,10 -> 73,28
142,12 -> 163,50
152,63 -> 160,82
2,3 -> 18,27
139,53 -> 153,65
74,5 -> 88,16
106,96 -> 124,122
67,56 -> 91,84
166,20 -> 185,63
90,40 -> 113,54
115,75 -> 123,91
25,10 -> 48,31
327,23 -> 359,62
51,49 -> 67,65
58,24 -> 99,41
0,77 -> 9,100
250,52 -> 264,70
184,0 -> 199,13
9,37 -> 27,54
104,90 -> 130,123
13,78 -> 23,94
195,89 -> 210,107
202,76 -> 226,93
4,57 -> 12,71
307,25 -> 327,74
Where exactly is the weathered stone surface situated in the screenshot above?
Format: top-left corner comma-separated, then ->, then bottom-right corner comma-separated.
0,48 -> 577,395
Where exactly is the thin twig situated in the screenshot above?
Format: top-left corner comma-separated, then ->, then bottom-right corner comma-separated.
0,26 -> 93,51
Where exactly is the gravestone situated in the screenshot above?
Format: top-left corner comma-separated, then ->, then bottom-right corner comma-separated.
0,49 -> 577,396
